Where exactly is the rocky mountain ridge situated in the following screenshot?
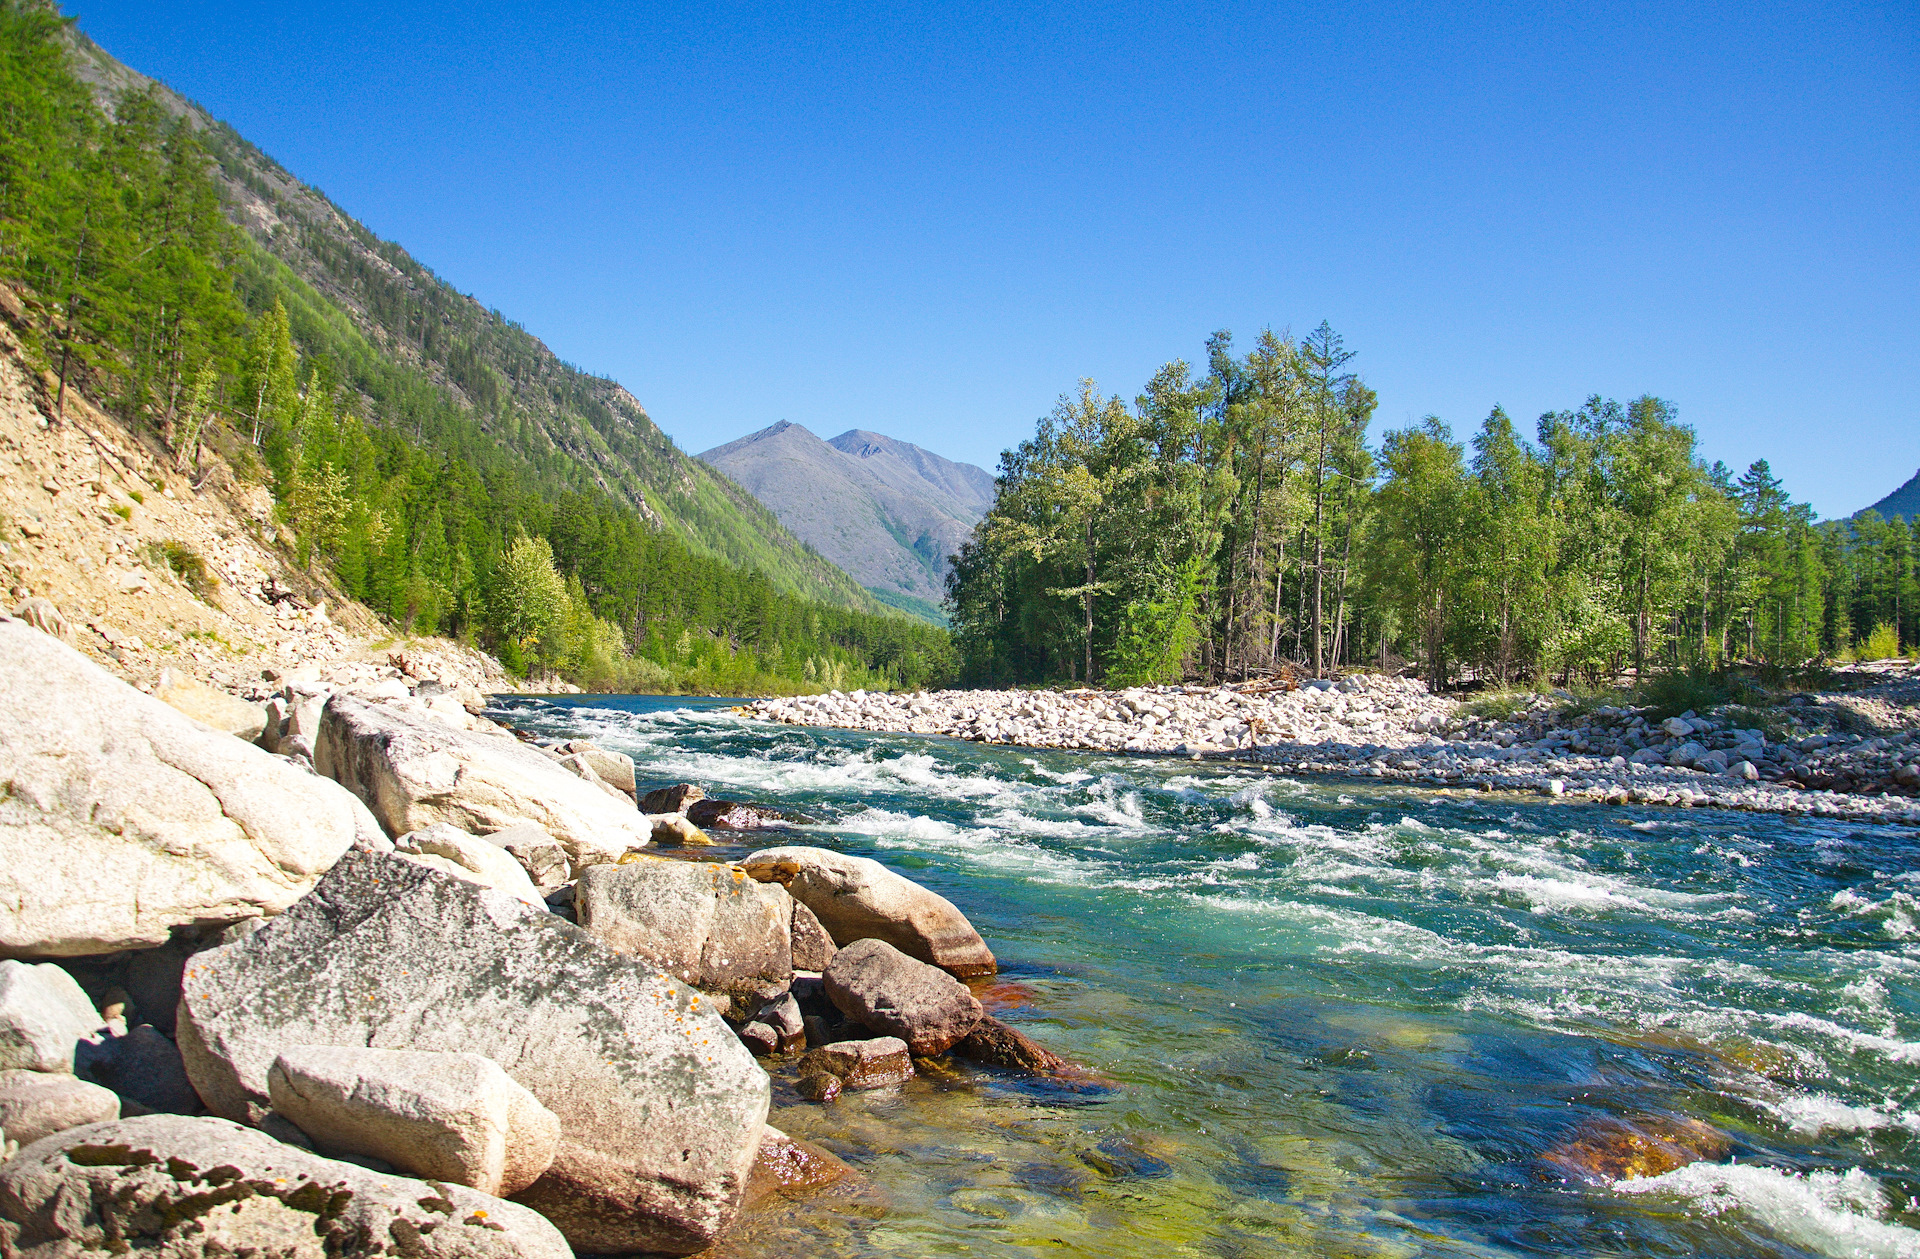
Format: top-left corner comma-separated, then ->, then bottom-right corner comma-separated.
700,421 -> 995,618
1857,466 -> 1920,522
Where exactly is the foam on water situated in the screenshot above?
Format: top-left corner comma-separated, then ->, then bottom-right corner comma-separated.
1615,1164 -> 1920,1259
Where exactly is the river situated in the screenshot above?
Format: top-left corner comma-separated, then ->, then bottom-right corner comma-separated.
492,693 -> 1920,1259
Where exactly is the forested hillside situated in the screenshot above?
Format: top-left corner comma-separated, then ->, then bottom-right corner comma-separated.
951,324 -> 1916,688
0,2 -> 950,692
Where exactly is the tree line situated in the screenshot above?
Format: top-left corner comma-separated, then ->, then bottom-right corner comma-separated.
0,3 -> 952,693
949,323 -> 1914,689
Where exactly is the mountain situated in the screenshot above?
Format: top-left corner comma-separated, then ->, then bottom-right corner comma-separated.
59,27 -> 878,614
699,423 -> 996,620
1856,468 -> 1920,523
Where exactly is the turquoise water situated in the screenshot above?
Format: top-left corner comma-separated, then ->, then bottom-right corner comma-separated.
495,694 -> 1920,1259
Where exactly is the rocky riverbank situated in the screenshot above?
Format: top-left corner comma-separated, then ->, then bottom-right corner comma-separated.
0,612 -> 1078,1255
749,666 -> 1920,825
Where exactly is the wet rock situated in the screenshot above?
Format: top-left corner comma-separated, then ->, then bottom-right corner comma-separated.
796,1036 -> 914,1091
796,1072 -> 842,1102
651,813 -> 715,846
0,1068 -> 118,1146
268,1044 -> 560,1197
742,845 -> 996,978
155,667 -> 267,740
954,1015 -> 1070,1074
76,1024 -> 200,1114
742,1124 -> 858,1208
640,783 -> 707,814
575,856 -> 793,1011
0,1114 -> 572,1258
687,798 -> 795,831
175,852 -> 769,1255
790,900 -> 838,971
0,961 -> 102,1072
824,939 -> 982,1056
313,694 -> 651,869
737,1022 -> 779,1056
1541,1113 -> 1732,1183
0,622 -> 364,957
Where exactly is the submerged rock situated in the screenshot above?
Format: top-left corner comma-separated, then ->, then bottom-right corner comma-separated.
0,1114 -> 571,1258
796,1036 -> 914,1091
0,622 -> 364,957
954,1015 -> 1071,1074
175,851 -> 770,1256
742,845 -> 996,978
1541,1113 -> 1732,1183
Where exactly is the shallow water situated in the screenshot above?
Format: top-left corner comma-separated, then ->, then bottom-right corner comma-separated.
495,694 -> 1920,1259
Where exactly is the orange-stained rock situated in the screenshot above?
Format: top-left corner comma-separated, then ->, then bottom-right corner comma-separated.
1542,1113 -> 1731,1184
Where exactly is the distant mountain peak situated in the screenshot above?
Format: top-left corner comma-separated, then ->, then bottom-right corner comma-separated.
700,426 -> 996,618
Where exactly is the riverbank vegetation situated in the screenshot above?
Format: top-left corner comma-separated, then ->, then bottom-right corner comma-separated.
0,3 -> 952,693
949,324 -> 1915,689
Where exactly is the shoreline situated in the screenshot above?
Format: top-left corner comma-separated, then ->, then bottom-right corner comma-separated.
744,674 -> 1920,826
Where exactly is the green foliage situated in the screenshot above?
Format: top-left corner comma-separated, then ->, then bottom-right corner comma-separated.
0,11 -> 951,694
1859,622 -> 1900,661
1106,560 -> 1204,687
142,538 -> 214,600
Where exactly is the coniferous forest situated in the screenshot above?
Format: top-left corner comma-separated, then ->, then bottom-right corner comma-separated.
0,3 -> 953,693
948,325 -> 1916,689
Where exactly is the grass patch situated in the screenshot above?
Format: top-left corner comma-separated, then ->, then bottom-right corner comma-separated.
128,489 -> 143,504
142,539 -> 217,601
110,503 -> 132,521
1460,690 -> 1539,722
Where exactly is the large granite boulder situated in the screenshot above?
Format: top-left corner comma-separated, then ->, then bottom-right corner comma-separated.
154,668 -> 267,740
0,1114 -> 571,1258
0,961 -> 101,1072
574,857 -> 793,1014
0,1069 -> 119,1147
313,695 -> 651,867
175,852 -> 769,1255
824,938 -> 983,1056
0,622 -> 365,957
741,845 -> 996,977
394,822 -> 546,907
268,1045 -> 559,1198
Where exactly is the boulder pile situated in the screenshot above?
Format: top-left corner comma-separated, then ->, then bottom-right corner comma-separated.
0,607 -> 1074,1253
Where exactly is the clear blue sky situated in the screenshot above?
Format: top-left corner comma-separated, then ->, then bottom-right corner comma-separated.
72,0 -> 1917,518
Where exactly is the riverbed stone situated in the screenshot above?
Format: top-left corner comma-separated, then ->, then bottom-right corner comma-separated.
0,1114 -> 572,1258
688,798 -> 793,831
1542,1113 -> 1732,1183
824,939 -> 983,1056
741,845 -> 996,978
484,819 -> 573,887
394,822 -> 546,906
0,961 -> 102,1073
796,1036 -> 914,1090
268,1044 -> 560,1197
556,740 -> 637,797
313,694 -> 652,868
0,1069 -> 118,1146
174,851 -> 770,1255
574,856 -> 793,1011
650,813 -> 715,846
954,1015 -> 1071,1074
640,783 -> 706,814
742,1124 -> 859,1207
0,622 -> 365,958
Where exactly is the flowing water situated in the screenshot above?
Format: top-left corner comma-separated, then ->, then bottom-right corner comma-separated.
494,694 -> 1920,1259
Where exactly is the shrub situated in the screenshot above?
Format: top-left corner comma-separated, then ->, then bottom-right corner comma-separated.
1861,622 -> 1901,662
142,540 -> 217,601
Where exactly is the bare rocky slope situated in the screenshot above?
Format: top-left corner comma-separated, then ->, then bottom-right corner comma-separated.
0,288 -> 515,701
700,422 -> 994,617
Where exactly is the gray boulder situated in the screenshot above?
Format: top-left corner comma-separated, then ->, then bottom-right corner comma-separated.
0,961 -> 101,1072
313,694 -> 651,867
175,852 -> 769,1255
1667,740 -> 1708,768
484,820 -> 572,888
394,822 -> 546,907
0,1114 -> 571,1258
0,1069 -> 118,1146
742,845 -> 996,977
791,900 -> 838,971
824,938 -> 983,1055
0,622 -> 364,957
575,857 -> 793,1014
555,740 -> 637,797
268,1045 -> 559,1198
